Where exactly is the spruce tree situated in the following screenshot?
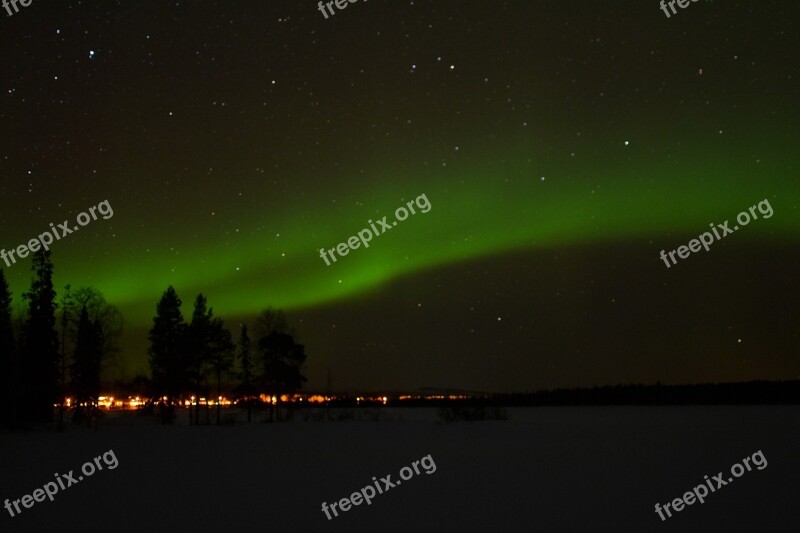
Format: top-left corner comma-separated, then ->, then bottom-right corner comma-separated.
186,294 -> 212,424
21,250 -> 59,423
148,286 -> 185,423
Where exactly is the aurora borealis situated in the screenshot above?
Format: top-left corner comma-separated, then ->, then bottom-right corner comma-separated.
1,0 -> 798,391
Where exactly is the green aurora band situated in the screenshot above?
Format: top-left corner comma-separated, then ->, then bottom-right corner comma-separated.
5,135 -> 800,326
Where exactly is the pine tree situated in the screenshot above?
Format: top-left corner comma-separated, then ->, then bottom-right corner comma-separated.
21,250 -> 59,423
148,286 -> 185,423
186,294 -> 212,425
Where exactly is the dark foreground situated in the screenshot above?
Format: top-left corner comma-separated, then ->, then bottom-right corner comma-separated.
1,406 -> 797,532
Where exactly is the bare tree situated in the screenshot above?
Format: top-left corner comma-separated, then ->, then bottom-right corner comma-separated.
72,287 -> 124,382
253,307 -> 293,340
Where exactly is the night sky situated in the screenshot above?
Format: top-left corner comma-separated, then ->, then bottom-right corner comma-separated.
1,0 -> 798,392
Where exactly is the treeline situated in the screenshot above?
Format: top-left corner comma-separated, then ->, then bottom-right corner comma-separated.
0,250 -> 123,427
0,250 -> 309,428
147,286 -> 307,424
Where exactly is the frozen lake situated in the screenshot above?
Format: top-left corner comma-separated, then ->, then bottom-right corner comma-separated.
1,406 -> 798,532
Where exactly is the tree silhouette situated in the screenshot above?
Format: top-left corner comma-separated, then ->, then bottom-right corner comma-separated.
148,286 -> 185,423
258,331 -> 307,421
21,250 -> 59,423
70,304 -> 102,424
209,317 -> 234,424
237,325 -> 254,422
0,269 -> 15,426
57,285 -> 73,393
186,294 -> 212,425
254,307 -> 291,339
55,284 -> 74,429
72,287 -> 124,381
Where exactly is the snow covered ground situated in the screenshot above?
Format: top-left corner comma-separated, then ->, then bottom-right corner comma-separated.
1,406 -> 798,532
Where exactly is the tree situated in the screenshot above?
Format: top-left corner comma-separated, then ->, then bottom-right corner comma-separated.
185,294 -> 213,425
21,250 -> 59,423
0,269 -> 15,425
72,287 -> 124,380
258,331 -> 307,421
55,284 -> 74,429
237,325 -> 253,423
209,317 -> 234,424
57,284 -> 74,392
70,305 -> 102,424
253,307 -> 291,340
148,286 -> 185,423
